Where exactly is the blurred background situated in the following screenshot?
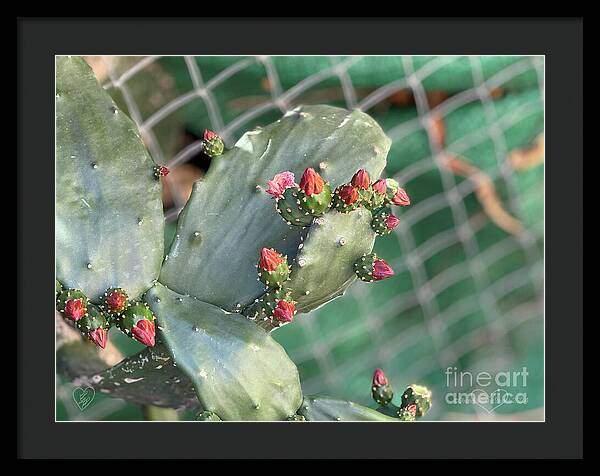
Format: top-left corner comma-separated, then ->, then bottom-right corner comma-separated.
56,56 -> 544,421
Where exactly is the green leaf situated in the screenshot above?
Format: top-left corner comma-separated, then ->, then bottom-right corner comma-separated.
298,395 -> 400,422
145,283 -> 302,421
159,105 -> 390,311
56,56 -> 164,302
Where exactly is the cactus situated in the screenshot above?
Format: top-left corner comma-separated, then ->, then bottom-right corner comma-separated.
144,283 -> 302,420
158,104 -> 389,311
257,248 -> 291,288
55,56 -> 432,421
118,302 -> 156,347
202,129 -> 225,158
275,186 -> 314,227
196,411 -> 222,421
297,396 -> 401,422
57,289 -> 88,321
297,168 -> 332,215
371,368 -> 394,406
102,287 -> 129,317
76,304 -> 110,349
56,56 -> 164,303
353,253 -> 395,283
371,207 -> 400,236
399,384 -> 433,418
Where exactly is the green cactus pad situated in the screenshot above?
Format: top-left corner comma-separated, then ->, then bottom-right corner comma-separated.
274,208 -> 376,314
159,105 -> 390,312
79,345 -> 201,410
55,56 -> 164,303
297,182 -> 332,216
298,395 -> 400,422
195,411 -> 222,421
286,414 -> 306,421
145,283 -> 303,421
400,384 -> 432,418
276,186 -> 313,227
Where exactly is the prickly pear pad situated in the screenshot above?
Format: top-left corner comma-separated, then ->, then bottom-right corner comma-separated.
298,395 -> 400,422
159,105 -> 390,311
145,283 -> 302,421
56,56 -> 164,303
270,208 -> 376,315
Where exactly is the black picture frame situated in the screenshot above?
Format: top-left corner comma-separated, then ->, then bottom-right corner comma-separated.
17,17 -> 583,459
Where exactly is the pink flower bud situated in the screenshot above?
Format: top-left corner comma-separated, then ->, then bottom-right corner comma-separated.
266,171 -> 295,198
372,179 -> 387,195
372,368 -> 389,387
392,188 -> 410,206
384,215 -> 400,230
372,258 -> 394,280
273,300 -> 295,323
204,129 -> 218,141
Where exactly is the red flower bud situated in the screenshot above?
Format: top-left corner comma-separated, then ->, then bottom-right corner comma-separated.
372,258 -> 394,280
372,179 -> 387,195
259,248 -> 285,271
131,319 -> 155,347
339,184 -> 359,205
105,289 -> 127,314
384,215 -> 400,230
299,168 -> 324,196
204,129 -> 218,141
89,327 -> 108,349
392,188 -> 410,206
153,165 -> 170,179
372,368 -> 389,387
351,169 -> 371,189
65,298 -> 86,321
273,300 -> 295,323
407,403 -> 417,416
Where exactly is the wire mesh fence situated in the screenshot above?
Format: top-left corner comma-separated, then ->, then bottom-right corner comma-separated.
56,55 -> 544,421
